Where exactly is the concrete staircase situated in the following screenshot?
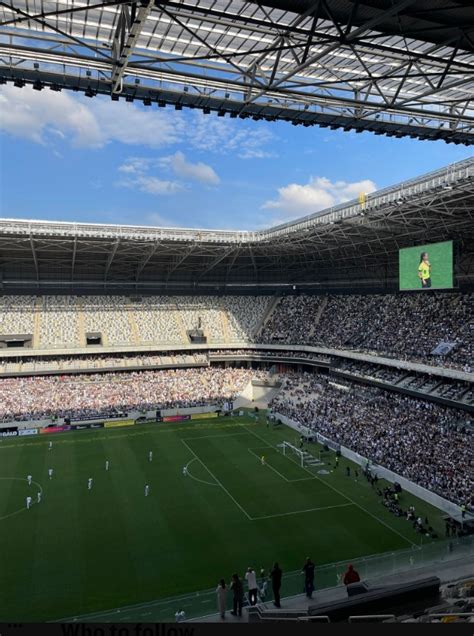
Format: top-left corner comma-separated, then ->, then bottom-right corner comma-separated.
77,297 -> 87,347
255,295 -> 281,338
127,306 -> 141,346
33,297 -> 42,348
308,295 -> 328,338
220,310 -> 231,344
174,302 -> 190,344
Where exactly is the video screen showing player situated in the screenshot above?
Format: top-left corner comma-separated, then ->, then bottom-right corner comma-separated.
399,241 -> 453,290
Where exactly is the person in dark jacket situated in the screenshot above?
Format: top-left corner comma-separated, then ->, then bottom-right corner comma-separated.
270,562 -> 283,608
343,564 -> 360,586
302,557 -> 315,598
230,573 -> 244,617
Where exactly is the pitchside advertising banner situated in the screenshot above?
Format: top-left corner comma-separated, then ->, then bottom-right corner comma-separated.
190,412 -> 218,420
0,426 -> 18,437
71,422 -> 104,431
104,419 -> 135,429
161,415 -> 191,423
39,425 -> 72,434
18,428 -> 39,436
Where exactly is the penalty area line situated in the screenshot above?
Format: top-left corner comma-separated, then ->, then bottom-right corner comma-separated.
181,439 -> 252,520
251,502 -> 354,521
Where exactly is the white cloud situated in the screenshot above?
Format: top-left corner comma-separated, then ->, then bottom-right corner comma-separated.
161,151 -> 219,185
262,177 -> 377,219
0,84 -> 182,148
0,86 -> 277,161
0,84 -> 102,146
118,175 -> 182,195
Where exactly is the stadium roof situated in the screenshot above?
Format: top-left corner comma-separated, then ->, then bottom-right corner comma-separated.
1,0 -> 473,144
0,157 -> 473,292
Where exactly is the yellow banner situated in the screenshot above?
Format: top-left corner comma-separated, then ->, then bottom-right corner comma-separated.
104,419 -> 135,429
190,412 -> 218,420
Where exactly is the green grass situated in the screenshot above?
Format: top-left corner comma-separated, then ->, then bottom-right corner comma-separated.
0,414 -> 446,621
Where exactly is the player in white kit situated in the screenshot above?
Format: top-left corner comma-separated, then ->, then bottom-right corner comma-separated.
49,441 -> 53,450
88,478 -> 93,490
182,466 -> 188,476
26,496 -> 32,509
105,460 -> 109,471
27,474 -> 32,486
48,468 -> 53,480
148,451 -> 153,462
37,492 -> 42,504
145,484 -> 150,496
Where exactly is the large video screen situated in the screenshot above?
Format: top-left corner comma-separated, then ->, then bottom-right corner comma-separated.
399,240 -> 453,290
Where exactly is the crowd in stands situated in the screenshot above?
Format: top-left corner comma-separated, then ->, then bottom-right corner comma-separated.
333,360 -> 473,406
0,352 -> 208,375
261,292 -> 473,370
0,295 -> 272,349
0,293 -> 471,371
270,372 -> 473,506
0,367 -> 269,423
212,349 -> 331,363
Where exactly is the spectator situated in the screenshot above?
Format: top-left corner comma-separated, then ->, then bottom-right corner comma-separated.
302,557 -> 315,599
230,573 -> 244,617
245,567 -> 258,606
270,562 -> 283,608
216,579 -> 227,620
343,564 -> 361,586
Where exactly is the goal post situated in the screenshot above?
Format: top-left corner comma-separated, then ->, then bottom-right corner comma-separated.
281,441 -> 305,467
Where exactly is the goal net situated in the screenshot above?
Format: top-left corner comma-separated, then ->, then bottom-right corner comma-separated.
281,441 -> 305,467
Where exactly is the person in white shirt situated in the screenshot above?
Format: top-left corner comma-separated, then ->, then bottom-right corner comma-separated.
105,460 -> 109,471
88,478 -> 93,491
48,468 -> 53,480
27,474 -> 32,486
245,567 -> 258,606
182,466 -> 188,476
26,496 -> 32,509
145,484 -> 149,497
175,609 -> 186,622
49,441 -> 53,451
37,492 -> 42,504
148,451 -> 153,462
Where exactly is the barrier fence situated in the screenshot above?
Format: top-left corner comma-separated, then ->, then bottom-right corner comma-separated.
60,535 -> 473,623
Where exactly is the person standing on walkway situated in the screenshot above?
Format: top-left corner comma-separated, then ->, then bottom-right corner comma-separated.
216,579 -> 227,620
245,567 -> 258,606
343,564 -> 361,586
230,573 -> 244,617
302,557 -> 315,599
270,562 -> 282,608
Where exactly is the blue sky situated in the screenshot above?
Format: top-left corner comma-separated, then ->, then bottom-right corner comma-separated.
0,84 -> 472,230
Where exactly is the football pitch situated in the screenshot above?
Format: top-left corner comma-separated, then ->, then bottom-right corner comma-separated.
0,414 -> 445,621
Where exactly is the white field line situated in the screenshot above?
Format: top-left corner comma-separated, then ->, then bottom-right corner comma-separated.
247,447 -> 291,482
181,432 -> 253,441
181,439 -> 252,520
251,503 -> 354,521
239,424 -> 417,548
0,477 -> 44,521
184,458 -> 218,487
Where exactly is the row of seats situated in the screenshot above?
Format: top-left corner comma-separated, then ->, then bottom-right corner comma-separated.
0,295 -> 272,348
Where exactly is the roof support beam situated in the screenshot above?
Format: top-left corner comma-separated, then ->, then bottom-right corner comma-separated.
135,241 -> 161,281
111,1 -> 155,94
104,239 -> 121,281
29,236 -> 39,281
71,236 -> 77,281
196,247 -> 237,281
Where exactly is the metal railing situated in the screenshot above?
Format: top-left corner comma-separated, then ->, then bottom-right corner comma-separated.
67,535 -> 474,623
